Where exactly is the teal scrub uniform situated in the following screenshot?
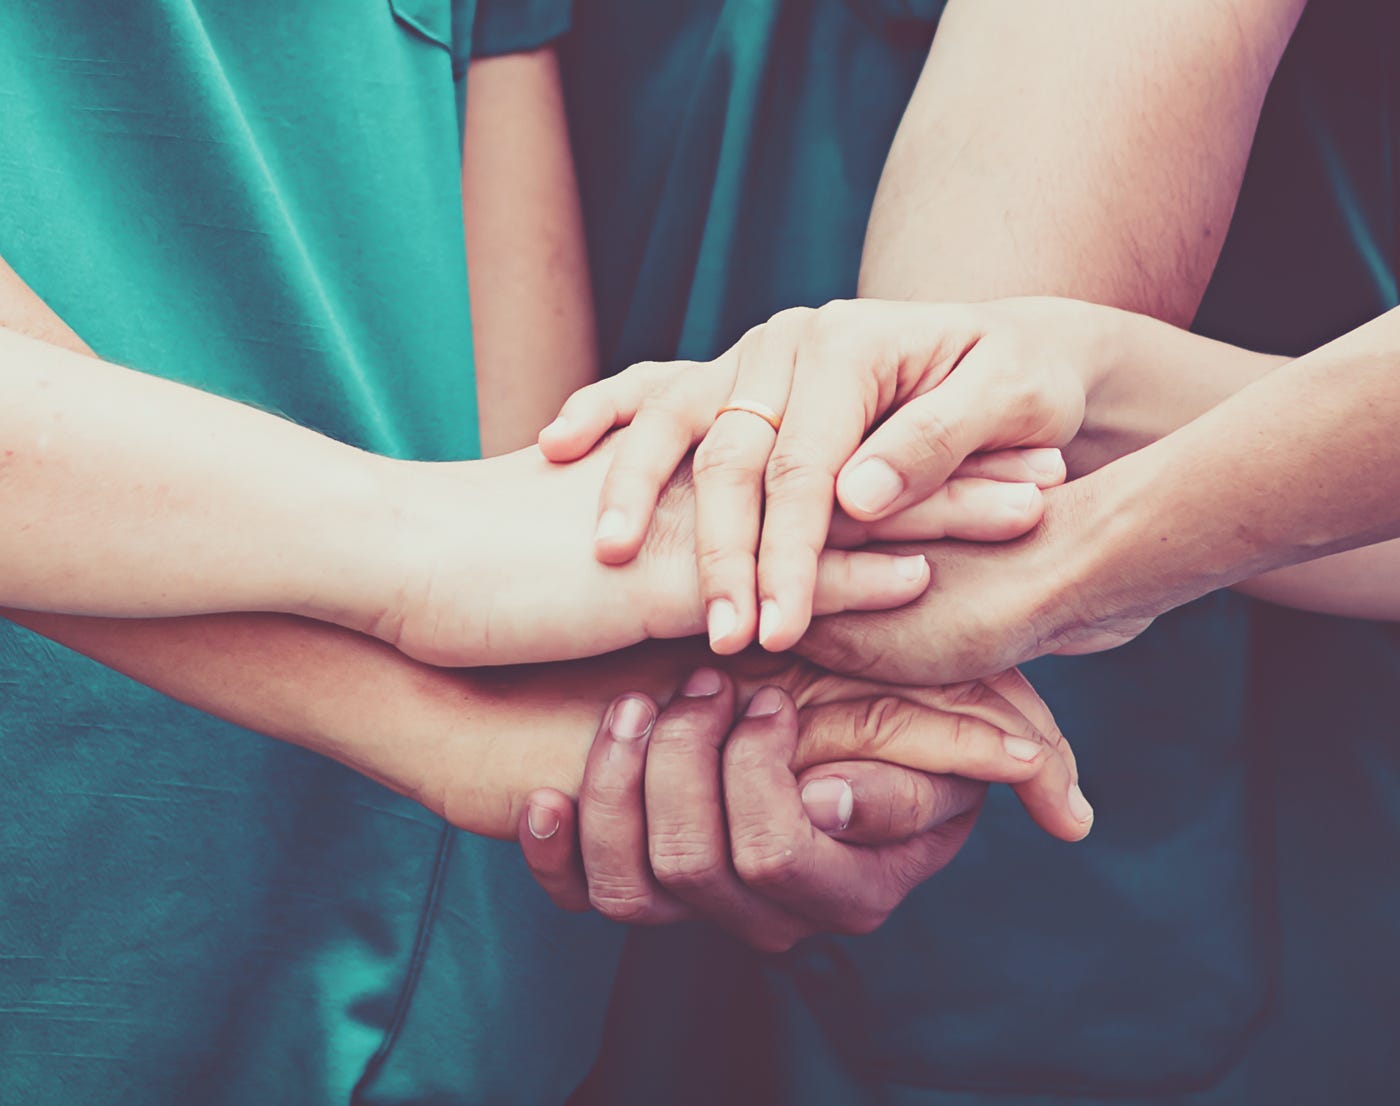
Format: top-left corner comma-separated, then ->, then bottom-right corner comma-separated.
0,3 -> 621,1103
562,0 -> 1400,1102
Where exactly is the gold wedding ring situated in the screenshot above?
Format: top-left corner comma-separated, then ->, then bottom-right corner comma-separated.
715,399 -> 783,433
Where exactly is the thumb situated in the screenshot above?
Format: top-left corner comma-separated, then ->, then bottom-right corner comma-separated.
796,762 -> 985,844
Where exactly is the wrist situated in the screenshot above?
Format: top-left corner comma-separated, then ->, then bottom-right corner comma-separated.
1062,302 -> 1155,475
277,445 -> 419,630
1045,449 -> 1229,646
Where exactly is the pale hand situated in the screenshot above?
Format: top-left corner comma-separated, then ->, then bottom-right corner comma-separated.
537,297 -> 1119,654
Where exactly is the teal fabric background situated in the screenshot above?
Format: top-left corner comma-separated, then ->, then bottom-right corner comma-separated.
562,0 -> 1400,1101
0,3 -> 616,1103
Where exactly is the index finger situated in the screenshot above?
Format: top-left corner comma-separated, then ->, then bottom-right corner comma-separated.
722,688 -> 909,934
754,336 -> 875,652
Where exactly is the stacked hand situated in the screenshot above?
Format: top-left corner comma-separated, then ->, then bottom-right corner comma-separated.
510,659 -> 1090,951
537,296 -> 1119,652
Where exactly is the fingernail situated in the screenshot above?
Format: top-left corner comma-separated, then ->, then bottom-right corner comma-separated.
609,695 -> 655,741
1024,448 -> 1064,481
540,415 -> 570,438
801,777 -> 854,832
681,667 -> 723,697
707,598 -> 738,647
758,600 -> 782,645
895,554 -> 928,582
1068,782 -> 1095,824
996,482 -> 1039,515
745,686 -> 785,718
843,458 -> 903,515
594,508 -> 628,545
1002,735 -> 1043,762
527,804 -> 560,840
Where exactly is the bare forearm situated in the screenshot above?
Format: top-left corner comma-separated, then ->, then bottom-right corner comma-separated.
0,326 -> 405,620
1075,309 -> 1400,622
5,607 -> 695,838
1070,306 -> 1284,475
464,47 -> 598,457
859,0 -> 1304,320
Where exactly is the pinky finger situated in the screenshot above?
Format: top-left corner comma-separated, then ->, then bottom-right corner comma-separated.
518,789 -> 591,912
953,448 -> 1066,489
810,549 -> 931,617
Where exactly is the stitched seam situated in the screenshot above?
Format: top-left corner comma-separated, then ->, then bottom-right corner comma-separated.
349,821 -> 456,1103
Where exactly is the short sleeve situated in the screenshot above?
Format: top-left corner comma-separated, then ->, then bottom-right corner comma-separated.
471,0 -> 573,59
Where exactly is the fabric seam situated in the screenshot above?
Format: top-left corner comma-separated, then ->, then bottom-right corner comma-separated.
349,821 -> 456,1103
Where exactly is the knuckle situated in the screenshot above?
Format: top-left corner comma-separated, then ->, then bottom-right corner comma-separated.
909,411 -> 961,473
732,835 -> 804,889
587,885 -> 657,924
813,297 -> 860,332
764,447 -> 832,498
860,695 -> 916,755
694,543 -> 752,586
649,832 -> 726,891
693,431 -> 758,481
770,305 -> 818,337
881,770 -> 929,840
635,394 -> 696,436
580,772 -> 642,815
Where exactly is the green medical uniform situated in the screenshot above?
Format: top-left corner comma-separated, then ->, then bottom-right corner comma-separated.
562,0 -> 1400,1102
0,3 -> 620,1103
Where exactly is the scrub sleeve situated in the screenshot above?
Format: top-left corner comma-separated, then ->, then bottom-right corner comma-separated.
561,0 -> 1400,1101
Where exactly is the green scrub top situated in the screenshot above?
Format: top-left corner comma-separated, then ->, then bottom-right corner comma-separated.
562,0 -> 1400,1102
0,3 -> 621,1104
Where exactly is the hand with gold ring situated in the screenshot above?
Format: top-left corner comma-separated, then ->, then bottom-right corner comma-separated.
538,298 -> 1096,653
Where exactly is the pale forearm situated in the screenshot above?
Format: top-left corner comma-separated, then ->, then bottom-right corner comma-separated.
464,47 -> 598,457
1073,309 -> 1400,623
5,607 -> 695,838
1235,539 -> 1400,620
0,326 -> 402,621
1070,305 -> 1284,475
860,0 -> 1303,320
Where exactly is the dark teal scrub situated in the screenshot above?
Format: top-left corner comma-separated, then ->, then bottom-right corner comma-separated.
0,3 -> 621,1103
563,0 -> 1400,1102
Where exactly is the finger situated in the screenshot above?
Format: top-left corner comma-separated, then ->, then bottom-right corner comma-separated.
791,688 -> 1054,785
693,326 -> 800,654
982,669 -> 1093,842
518,788 -> 590,912
837,361 -> 1031,521
954,447 -> 1065,488
754,329 -> 875,653
644,669 -> 810,953
578,694 -> 692,925
594,367 -> 733,565
795,763 -> 985,845
829,478 -> 1044,546
809,549 -> 931,616
538,361 -> 682,461
722,688 -> 906,934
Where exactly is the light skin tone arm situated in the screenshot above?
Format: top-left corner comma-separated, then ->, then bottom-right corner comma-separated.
0,262 -> 926,663
0,252 -> 1083,842
538,0 -> 1311,649
548,293 -> 1400,624
464,46 -> 599,457
803,307 -> 1400,684
860,0 -> 1307,318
